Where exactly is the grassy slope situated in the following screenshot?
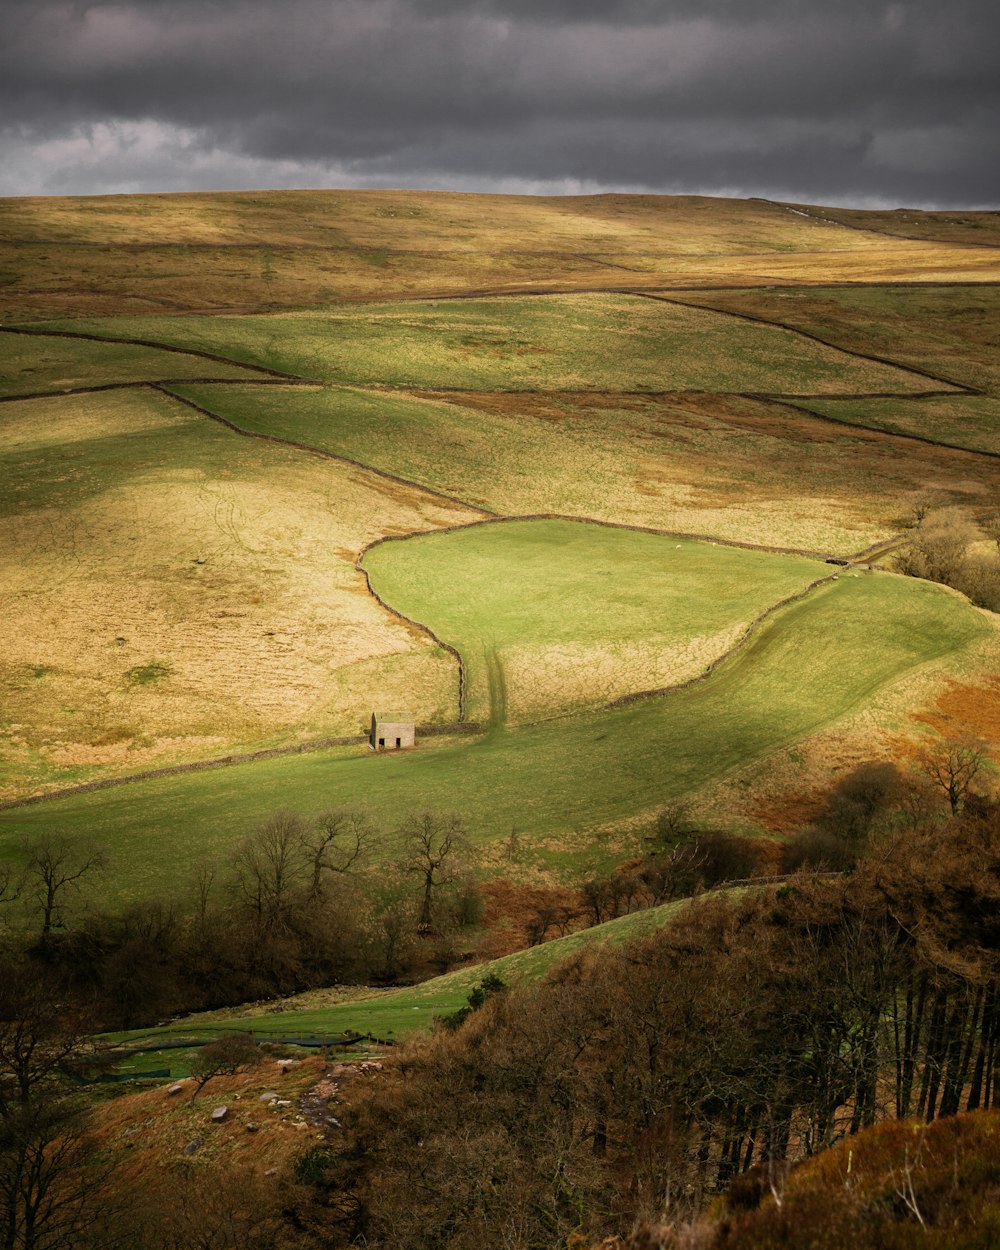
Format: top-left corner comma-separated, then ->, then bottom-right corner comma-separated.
173,383 -> 1000,556
0,191 -> 917,251
116,896 -> 693,1052
0,387 -> 475,796
0,574 -> 989,903
801,394 -> 1000,456
3,192 -> 994,323
1,191 -> 997,886
362,518 -> 829,721
676,285 -> 1000,393
0,333 -> 260,397
32,294 -> 940,394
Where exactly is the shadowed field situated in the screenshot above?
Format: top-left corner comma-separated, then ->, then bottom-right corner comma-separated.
0,331 -> 262,397
0,387 -> 476,797
0,573 -> 989,904
113,895 -> 694,1052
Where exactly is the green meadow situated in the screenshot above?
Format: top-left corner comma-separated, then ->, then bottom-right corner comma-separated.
0,573 -> 988,904
678,285 -> 1000,393
0,331 -> 260,396
802,394 -> 1000,456
32,292 -> 939,394
361,518 -> 829,721
114,896 -> 693,1056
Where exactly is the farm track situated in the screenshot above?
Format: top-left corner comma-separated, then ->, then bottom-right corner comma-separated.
2,275 -> 993,805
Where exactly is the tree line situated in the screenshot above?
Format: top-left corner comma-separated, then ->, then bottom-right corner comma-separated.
0,809 -> 481,1032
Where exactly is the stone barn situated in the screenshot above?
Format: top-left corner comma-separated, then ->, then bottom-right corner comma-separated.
370,712 -> 416,751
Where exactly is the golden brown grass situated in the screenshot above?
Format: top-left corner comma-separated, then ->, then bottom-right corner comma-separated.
90,1056 -> 326,1172
3,189 -> 1000,807
789,201 -> 1000,247
375,387 -> 1000,554
2,190 -> 997,320
0,388 -> 479,797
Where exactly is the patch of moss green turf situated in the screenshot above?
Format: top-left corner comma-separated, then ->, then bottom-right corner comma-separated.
0,574 -> 987,905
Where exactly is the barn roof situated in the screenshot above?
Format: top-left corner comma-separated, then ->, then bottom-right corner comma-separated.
373,711 -> 415,723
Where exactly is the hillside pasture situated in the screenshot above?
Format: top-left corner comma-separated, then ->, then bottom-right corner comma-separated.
675,285 -> 1000,394
800,393 -> 1000,457
33,293 -> 946,394
0,388 -> 475,797
0,190 -> 925,252
0,330 -> 261,397
0,573 -> 989,904
786,201 -> 1000,248
173,383 -> 1000,555
8,192 -> 986,322
361,518 -> 830,722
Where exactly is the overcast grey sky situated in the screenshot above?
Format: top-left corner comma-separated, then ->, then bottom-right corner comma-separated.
2,0 -> 998,205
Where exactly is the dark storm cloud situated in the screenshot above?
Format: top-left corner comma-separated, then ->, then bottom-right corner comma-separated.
1,0 -> 997,203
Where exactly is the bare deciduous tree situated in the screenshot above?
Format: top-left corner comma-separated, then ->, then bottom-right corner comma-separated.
189,1033 -> 261,1101
919,738 -> 987,815
398,812 -> 468,933
20,834 -> 106,940
231,812 -> 308,932
0,965 -> 116,1250
302,809 -> 373,902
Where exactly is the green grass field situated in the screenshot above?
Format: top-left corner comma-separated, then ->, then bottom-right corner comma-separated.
112,895 -> 694,1059
677,286 -> 1000,394
362,518 -> 829,721
32,293 -> 942,394
0,573 -> 988,904
801,394 -> 1000,456
0,332 -> 260,397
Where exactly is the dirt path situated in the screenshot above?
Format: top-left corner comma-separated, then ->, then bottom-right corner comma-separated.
758,198 -> 1000,251
1,290 -> 993,807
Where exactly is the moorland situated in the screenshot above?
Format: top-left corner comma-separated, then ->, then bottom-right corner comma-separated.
2,189 -> 1000,1249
